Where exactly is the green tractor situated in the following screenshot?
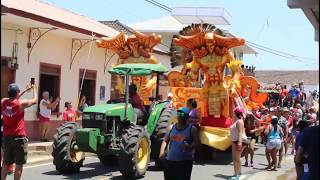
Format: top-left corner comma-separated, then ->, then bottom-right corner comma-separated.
52,64 -> 175,178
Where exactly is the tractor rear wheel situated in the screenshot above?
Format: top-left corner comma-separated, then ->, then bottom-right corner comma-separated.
151,107 -> 175,168
119,125 -> 150,178
52,122 -> 85,173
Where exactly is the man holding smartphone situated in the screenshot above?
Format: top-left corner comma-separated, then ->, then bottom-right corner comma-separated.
1,83 -> 38,180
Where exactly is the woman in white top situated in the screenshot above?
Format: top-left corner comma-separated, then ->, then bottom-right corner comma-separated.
229,106 -> 246,180
39,91 -> 59,142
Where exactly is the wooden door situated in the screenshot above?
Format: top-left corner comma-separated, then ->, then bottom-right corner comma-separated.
1,67 -> 15,99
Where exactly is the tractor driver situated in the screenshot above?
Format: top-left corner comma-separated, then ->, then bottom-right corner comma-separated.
129,84 -> 146,124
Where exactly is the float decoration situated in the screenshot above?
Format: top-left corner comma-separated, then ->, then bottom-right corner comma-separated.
97,31 -> 163,104
168,24 -> 268,151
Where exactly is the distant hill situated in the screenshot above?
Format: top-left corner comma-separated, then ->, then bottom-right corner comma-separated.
255,70 -> 319,85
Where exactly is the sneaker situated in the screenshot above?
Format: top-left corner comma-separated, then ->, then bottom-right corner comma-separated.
244,161 -> 248,167
229,175 -> 240,180
250,161 -> 254,167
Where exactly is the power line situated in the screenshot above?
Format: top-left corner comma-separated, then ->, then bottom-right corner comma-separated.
248,43 -> 319,65
150,0 -> 172,11
145,0 -> 172,12
247,41 -> 317,62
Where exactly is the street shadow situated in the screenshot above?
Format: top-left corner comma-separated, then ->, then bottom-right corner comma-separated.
109,175 -> 142,180
258,163 -> 269,166
147,165 -> 162,172
43,162 -> 119,179
196,146 -> 233,165
213,174 -> 231,179
253,167 -> 268,171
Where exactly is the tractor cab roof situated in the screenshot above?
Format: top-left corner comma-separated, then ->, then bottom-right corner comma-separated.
108,63 -> 168,76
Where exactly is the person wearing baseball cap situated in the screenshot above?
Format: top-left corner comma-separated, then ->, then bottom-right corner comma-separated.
1,83 -> 38,180
159,107 -> 199,180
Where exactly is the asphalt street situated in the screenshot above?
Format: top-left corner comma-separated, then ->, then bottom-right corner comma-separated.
8,144 -> 296,180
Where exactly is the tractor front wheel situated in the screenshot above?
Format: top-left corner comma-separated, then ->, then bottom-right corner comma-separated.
52,122 -> 85,173
119,125 -> 150,178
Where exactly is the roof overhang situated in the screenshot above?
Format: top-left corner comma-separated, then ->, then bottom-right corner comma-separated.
1,0 -> 119,38
287,0 -> 319,41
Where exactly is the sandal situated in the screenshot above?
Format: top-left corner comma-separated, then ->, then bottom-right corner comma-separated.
229,175 -> 240,180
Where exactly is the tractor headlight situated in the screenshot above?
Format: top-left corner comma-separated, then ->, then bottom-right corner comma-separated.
95,114 -> 104,120
82,114 -> 90,120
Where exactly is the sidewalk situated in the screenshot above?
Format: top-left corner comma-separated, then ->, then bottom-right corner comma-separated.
27,141 -> 53,166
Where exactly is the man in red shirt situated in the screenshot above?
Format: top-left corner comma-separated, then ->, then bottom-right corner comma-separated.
1,83 -> 38,180
129,84 -> 146,124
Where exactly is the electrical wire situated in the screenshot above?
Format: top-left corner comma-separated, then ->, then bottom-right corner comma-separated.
149,0 -> 172,11
144,0 -> 172,12
247,41 -> 317,62
248,43 -> 319,65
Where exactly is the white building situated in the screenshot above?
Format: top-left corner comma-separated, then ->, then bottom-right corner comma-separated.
1,0 -> 121,140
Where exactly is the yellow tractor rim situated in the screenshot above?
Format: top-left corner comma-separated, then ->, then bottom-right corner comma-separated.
136,137 -> 149,170
70,136 -> 83,163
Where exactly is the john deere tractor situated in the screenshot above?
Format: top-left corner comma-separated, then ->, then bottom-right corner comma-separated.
52,64 -> 175,178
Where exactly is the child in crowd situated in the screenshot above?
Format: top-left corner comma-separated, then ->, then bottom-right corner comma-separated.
63,101 -> 78,122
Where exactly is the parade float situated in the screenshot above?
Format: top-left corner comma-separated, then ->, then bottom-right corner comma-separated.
168,24 -> 268,151
97,31 -> 163,105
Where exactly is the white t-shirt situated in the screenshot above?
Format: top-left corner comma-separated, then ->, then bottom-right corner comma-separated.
40,99 -> 51,118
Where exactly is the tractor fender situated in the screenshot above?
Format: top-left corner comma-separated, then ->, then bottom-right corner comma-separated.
146,101 -> 170,135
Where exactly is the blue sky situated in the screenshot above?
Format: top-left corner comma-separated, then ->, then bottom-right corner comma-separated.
44,0 -> 319,70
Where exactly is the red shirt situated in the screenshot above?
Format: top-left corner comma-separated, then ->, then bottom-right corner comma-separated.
280,89 -> 288,99
1,98 -> 26,136
129,94 -> 145,112
286,116 -> 293,128
63,109 -> 77,122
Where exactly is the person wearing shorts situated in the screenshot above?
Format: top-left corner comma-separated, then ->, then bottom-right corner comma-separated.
264,116 -> 284,171
1,83 -> 38,180
243,112 -> 259,167
39,91 -> 60,141
229,107 -> 246,180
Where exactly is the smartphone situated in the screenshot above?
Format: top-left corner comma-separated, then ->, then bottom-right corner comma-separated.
30,78 -> 35,85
